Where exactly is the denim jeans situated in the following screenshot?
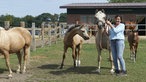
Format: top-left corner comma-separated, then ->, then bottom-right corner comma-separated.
110,39 -> 126,71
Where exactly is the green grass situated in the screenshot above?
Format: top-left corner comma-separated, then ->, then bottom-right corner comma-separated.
0,40 -> 146,82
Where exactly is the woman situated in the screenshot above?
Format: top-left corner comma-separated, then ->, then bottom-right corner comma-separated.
106,15 -> 127,76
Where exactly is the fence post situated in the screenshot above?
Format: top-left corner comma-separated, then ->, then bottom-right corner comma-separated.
4,21 -> 10,30
31,23 -> 36,51
55,27 -> 57,44
41,22 -> 45,47
20,21 -> 25,27
58,26 -> 61,39
48,24 -> 52,46
61,24 -> 64,38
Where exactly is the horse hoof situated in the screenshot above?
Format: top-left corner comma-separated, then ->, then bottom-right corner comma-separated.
8,75 -> 13,79
110,69 -> 115,74
16,70 -> 21,74
59,66 -> 63,69
75,60 -> 81,67
77,60 -> 81,67
22,70 -> 26,74
95,69 -> 100,73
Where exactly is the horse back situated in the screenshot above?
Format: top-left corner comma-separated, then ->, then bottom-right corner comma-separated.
9,27 -> 32,46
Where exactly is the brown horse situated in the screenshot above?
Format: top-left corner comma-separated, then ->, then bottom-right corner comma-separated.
95,9 -> 114,73
125,21 -> 139,62
0,27 -> 31,78
60,24 -> 89,69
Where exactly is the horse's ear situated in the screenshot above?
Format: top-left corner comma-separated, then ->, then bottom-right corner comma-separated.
95,9 -> 98,13
101,9 -> 105,13
79,24 -> 84,29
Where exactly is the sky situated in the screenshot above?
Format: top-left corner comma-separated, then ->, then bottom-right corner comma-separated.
0,0 -> 108,17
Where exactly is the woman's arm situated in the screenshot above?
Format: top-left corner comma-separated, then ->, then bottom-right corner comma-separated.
106,20 -> 125,33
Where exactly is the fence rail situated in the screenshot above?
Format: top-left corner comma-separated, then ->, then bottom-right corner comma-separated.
87,24 -> 146,36
3,21 -> 65,51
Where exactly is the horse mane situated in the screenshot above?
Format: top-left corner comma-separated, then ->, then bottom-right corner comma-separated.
66,24 -> 81,33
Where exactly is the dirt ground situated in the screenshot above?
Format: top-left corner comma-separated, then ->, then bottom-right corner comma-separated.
0,73 -> 32,82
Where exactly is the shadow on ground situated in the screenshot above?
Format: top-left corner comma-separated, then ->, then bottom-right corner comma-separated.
37,64 -> 111,75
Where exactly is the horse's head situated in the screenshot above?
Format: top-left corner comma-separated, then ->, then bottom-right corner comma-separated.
125,21 -> 137,30
65,24 -> 89,40
78,25 -> 90,40
95,9 -> 106,29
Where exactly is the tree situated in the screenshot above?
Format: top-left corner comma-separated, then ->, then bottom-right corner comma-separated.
0,12 -> 67,28
108,0 -> 146,3
35,13 -> 52,26
0,14 -> 20,27
11,17 -> 21,26
59,13 -> 67,22
22,15 -> 35,28
51,14 -> 59,22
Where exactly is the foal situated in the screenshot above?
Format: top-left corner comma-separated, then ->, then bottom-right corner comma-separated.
127,30 -> 139,62
126,21 -> 139,62
60,24 -> 89,69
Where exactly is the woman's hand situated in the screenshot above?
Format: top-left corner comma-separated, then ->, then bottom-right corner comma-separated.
106,20 -> 114,28
106,20 -> 111,25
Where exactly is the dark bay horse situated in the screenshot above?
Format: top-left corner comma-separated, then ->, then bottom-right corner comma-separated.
60,24 -> 89,69
125,21 -> 139,62
0,27 -> 31,78
95,9 -> 114,73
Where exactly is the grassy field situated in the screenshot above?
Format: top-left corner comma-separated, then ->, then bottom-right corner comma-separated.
0,39 -> 146,82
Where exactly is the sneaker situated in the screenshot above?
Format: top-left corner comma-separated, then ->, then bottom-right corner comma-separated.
115,70 -> 120,74
117,70 -> 127,76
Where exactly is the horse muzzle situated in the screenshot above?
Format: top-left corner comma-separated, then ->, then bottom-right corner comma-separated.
83,36 -> 90,40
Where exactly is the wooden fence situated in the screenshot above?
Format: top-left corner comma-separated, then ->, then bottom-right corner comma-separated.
3,21 -> 65,51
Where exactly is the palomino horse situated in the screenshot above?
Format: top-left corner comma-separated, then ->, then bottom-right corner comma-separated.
60,24 -> 89,69
95,9 -> 114,73
0,27 -> 31,78
125,21 -> 139,62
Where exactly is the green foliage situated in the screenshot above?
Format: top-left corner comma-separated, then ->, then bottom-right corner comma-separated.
108,0 -> 146,3
0,13 -> 67,27
59,13 -> 67,22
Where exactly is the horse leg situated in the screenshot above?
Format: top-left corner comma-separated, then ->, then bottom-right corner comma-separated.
109,51 -> 114,73
130,46 -> 133,60
132,46 -> 135,62
133,46 -> 136,62
72,45 -> 77,68
22,46 -> 29,73
96,49 -> 102,73
16,51 -> 22,73
60,46 -> 68,69
135,45 -> 138,61
75,48 -> 78,67
3,51 -> 13,78
77,44 -> 81,67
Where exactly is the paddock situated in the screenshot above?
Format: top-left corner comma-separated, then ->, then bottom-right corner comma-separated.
0,3 -> 146,80
0,36 -> 146,81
